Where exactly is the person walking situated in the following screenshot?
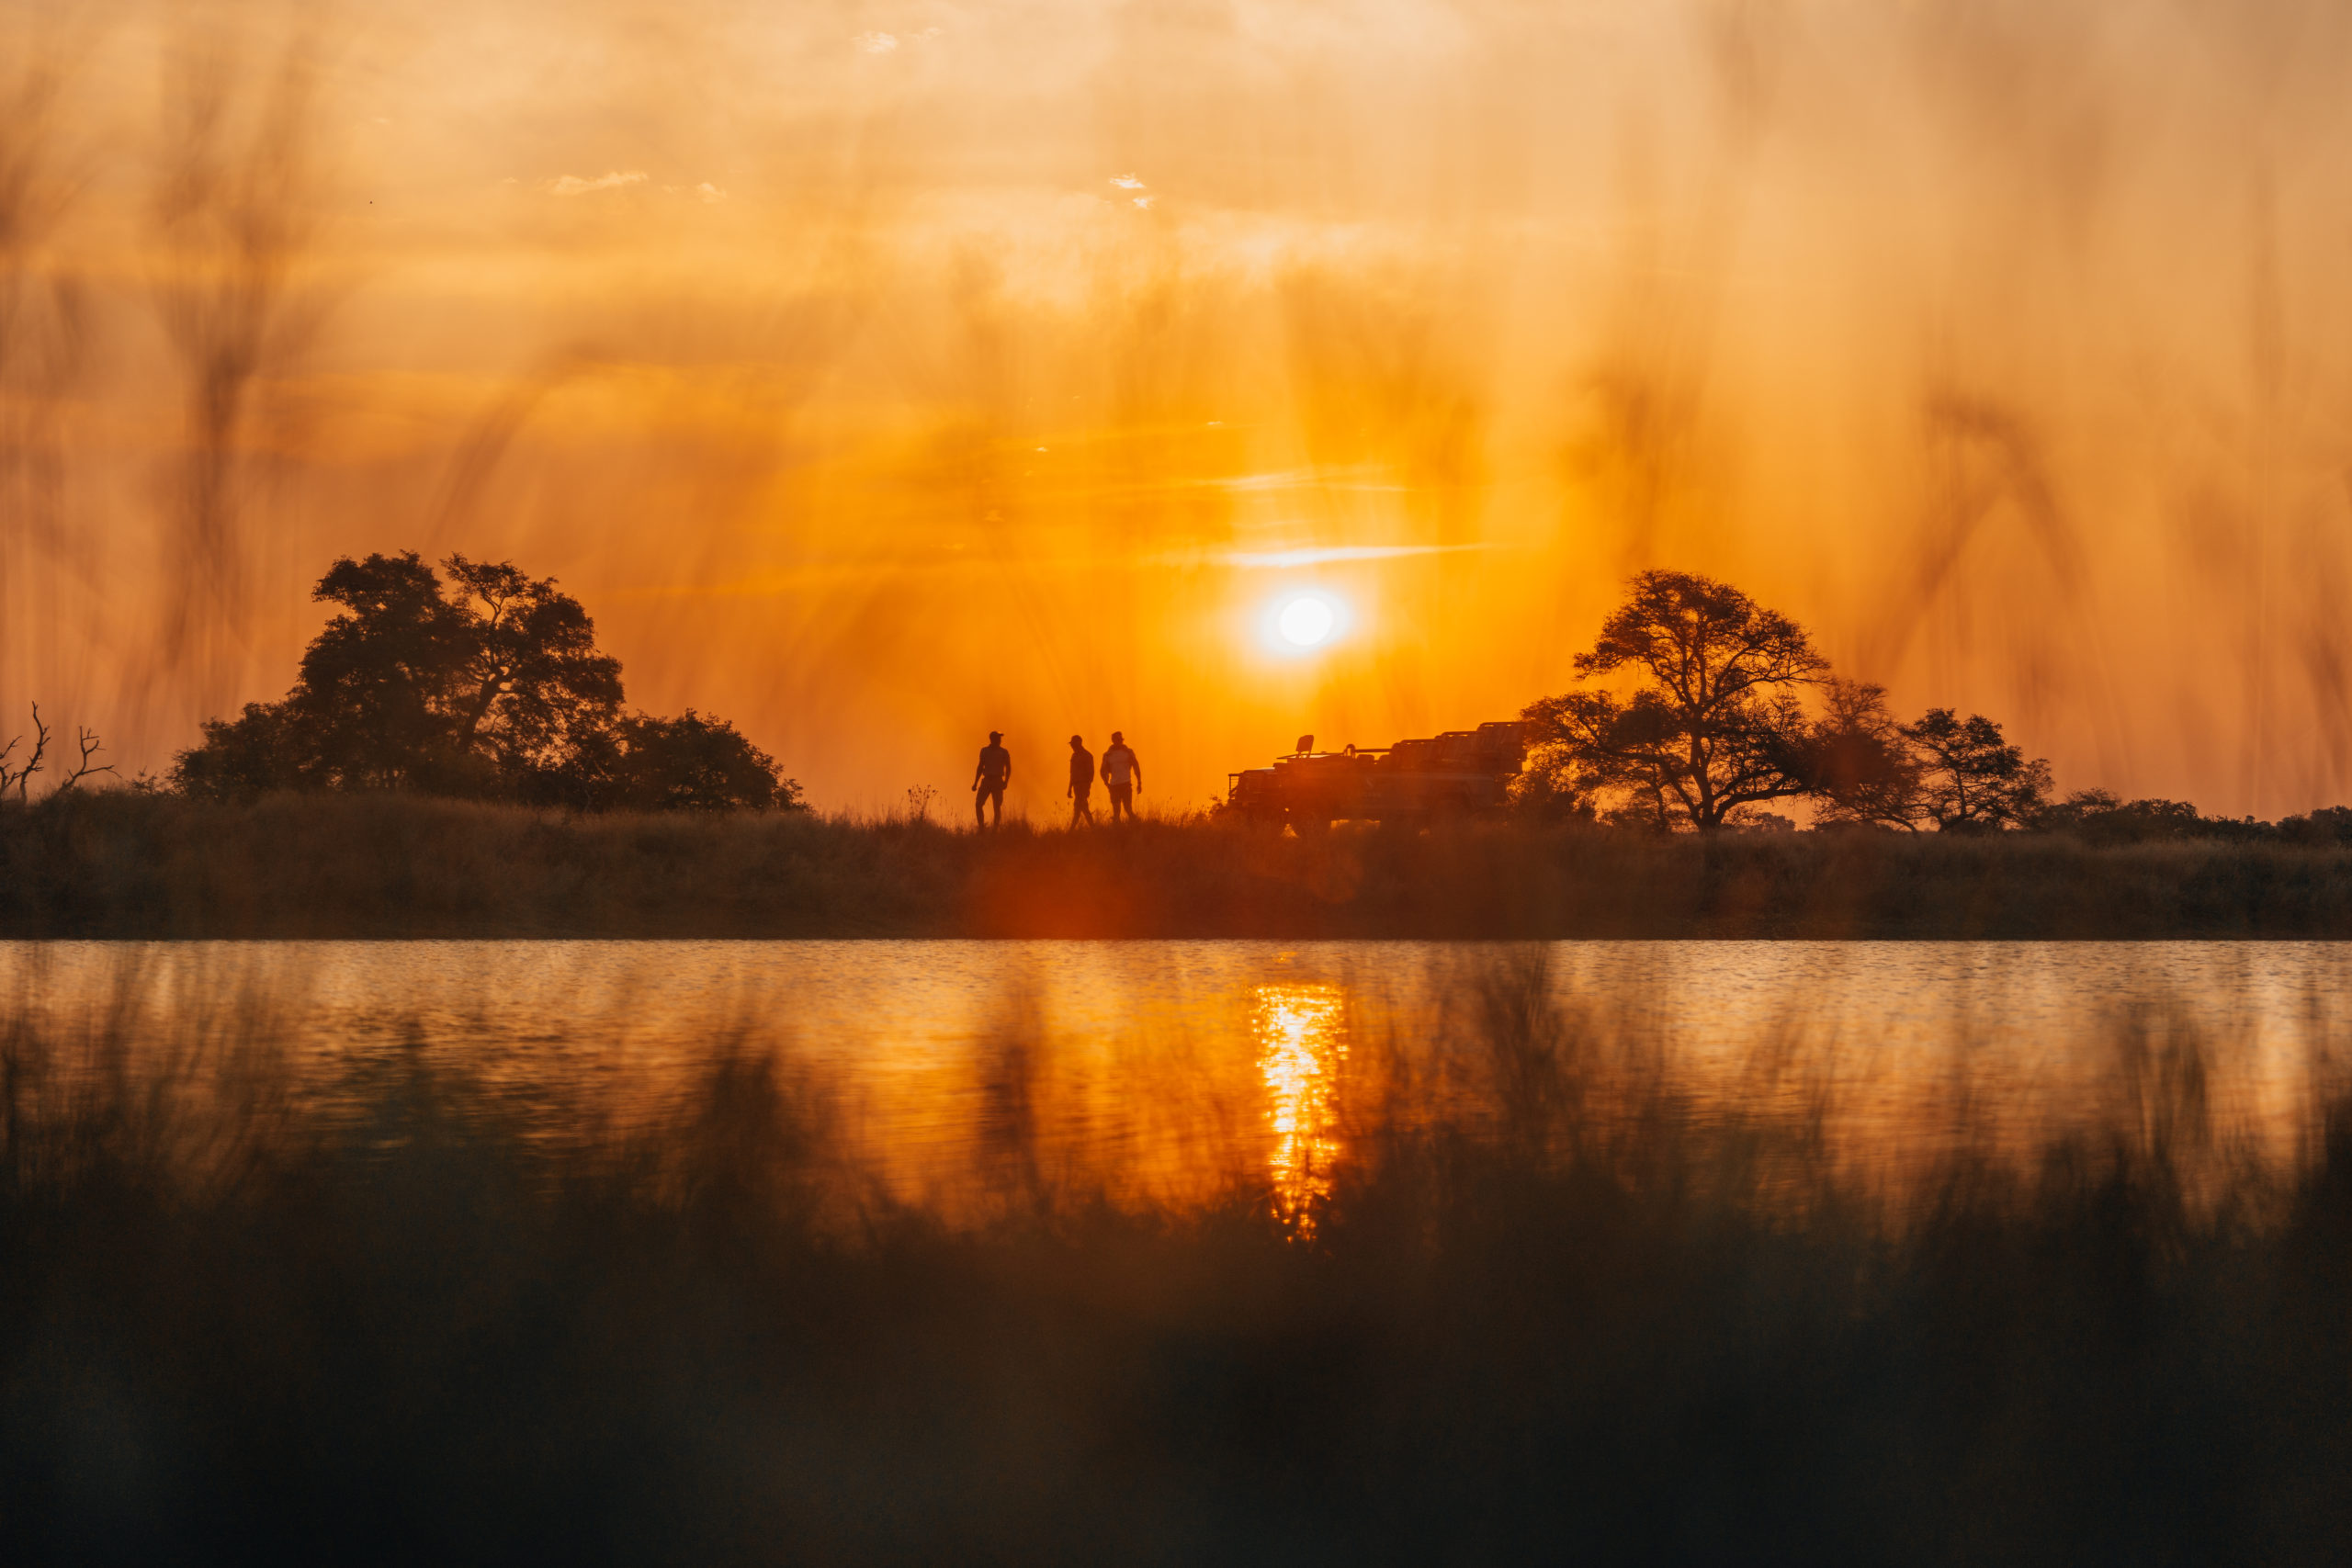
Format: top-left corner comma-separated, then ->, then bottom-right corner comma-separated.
972,730 -> 1012,829
1066,734 -> 1096,827
1102,730 -> 1142,822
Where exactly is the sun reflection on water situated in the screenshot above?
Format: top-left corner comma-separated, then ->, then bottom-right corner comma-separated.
1253,984 -> 1347,1233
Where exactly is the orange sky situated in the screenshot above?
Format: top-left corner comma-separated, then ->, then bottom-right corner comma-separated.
5,0 -> 2352,817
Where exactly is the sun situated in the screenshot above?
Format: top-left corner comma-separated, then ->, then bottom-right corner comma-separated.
1274,592 -> 1340,649
1253,587 -> 1352,658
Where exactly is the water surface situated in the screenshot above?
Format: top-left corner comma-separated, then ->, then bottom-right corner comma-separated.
10,941 -> 2346,1216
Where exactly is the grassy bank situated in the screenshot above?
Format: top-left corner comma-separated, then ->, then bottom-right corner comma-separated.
5,956 -> 2350,1563
8,790 -> 2352,938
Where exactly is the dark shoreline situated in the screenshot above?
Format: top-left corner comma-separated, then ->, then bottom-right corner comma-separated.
7,790 -> 2352,941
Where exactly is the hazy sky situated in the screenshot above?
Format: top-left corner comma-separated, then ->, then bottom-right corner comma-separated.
6,0 -> 2352,816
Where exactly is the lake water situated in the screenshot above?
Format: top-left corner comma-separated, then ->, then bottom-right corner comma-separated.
9,941 -> 2349,1216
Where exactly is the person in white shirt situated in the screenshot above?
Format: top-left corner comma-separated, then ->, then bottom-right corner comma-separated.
1101,731 -> 1142,822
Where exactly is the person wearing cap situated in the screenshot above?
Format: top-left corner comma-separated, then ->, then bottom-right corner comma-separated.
1102,731 -> 1142,822
1066,734 -> 1096,827
972,730 -> 1012,829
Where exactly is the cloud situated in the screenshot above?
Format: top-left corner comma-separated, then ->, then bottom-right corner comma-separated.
1110,174 -> 1145,189
1212,468 -> 1404,494
854,31 -> 898,53
546,170 -> 648,197
1132,195 -> 1154,209
614,540 -> 1504,595
1216,544 -> 1496,569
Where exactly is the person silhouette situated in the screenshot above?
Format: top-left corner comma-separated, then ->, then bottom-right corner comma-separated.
1102,730 -> 1142,822
972,730 -> 1012,828
1066,734 -> 1095,827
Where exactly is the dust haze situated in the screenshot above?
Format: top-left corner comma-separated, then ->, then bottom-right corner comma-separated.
4,0 -> 2350,816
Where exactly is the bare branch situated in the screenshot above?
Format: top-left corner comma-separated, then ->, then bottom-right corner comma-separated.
1,703 -> 50,801
53,723 -> 115,794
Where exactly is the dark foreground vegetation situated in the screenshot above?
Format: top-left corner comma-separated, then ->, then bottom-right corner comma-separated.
6,958 -> 2352,1564
9,789 -> 2352,938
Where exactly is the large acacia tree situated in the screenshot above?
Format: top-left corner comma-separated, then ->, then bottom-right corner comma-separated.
1521,570 -> 1827,830
289,550 -> 625,791
179,550 -> 623,795
175,551 -> 797,810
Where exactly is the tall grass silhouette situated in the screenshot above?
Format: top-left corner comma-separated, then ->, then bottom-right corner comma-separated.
5,947 -> 2351,1562
9,790 -> 2352,938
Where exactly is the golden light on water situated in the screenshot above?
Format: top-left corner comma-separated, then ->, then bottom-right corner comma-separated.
8,941 -> 2347,1229
1253,983 -> 1348,1230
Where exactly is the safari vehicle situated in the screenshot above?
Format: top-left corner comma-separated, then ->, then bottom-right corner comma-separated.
1226,722 -> 1526,829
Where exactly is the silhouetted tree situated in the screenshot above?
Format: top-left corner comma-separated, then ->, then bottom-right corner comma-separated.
1521,570 -> 1826,830
175,550 -> 798,812
280,551 -> 489,790
1805,680 -> 1925,829
1901,708 -> 2051,831
173,701 -> 305,801
1505,758 -> 1598,824
2278,807 -> 2352,846
2030,790 -> 2257,845
438,554 -> 626,778
175,550 -> 622,795
607,712 -> 799,811
266,550 -> 622,792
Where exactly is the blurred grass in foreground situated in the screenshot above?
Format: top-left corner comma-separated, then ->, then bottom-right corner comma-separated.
6,952 -> 2352,1563
11,790 -> 2352,937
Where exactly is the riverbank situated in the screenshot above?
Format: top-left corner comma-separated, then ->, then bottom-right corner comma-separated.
7,791 -> 2352,939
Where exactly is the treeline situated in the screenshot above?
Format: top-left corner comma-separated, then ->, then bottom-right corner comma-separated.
1514,570 -> 2352,845
10,560 -> 2352,841
167,550 -> 799,811
2028,795 -> 2352,848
